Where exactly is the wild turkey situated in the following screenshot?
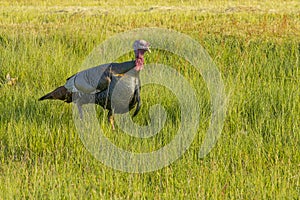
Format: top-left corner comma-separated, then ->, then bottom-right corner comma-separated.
39,40 -> 150,129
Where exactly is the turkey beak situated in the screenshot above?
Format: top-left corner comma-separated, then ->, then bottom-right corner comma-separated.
147,48 -> 151,53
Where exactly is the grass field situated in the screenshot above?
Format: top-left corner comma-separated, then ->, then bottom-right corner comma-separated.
1,0 -> 300,199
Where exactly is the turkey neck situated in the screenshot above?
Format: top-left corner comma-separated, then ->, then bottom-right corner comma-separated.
134,49 -> 146,71
109,49 -> 145,74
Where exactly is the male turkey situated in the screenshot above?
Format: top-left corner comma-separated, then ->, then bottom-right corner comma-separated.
39,40 -> 150,129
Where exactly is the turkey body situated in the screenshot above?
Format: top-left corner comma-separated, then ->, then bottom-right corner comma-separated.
39,61 -> 142,129
77,68 -> 141,116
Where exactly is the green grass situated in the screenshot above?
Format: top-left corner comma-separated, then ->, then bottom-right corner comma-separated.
1,0 -> 300,199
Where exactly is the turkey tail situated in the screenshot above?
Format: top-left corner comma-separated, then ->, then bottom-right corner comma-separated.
39,86 -> 72,103
39,93 -> 53,101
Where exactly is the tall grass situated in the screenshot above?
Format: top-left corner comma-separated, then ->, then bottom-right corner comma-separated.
0,1 -> 299,199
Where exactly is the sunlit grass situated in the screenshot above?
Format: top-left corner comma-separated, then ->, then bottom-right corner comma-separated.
0,0 -> 300,199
